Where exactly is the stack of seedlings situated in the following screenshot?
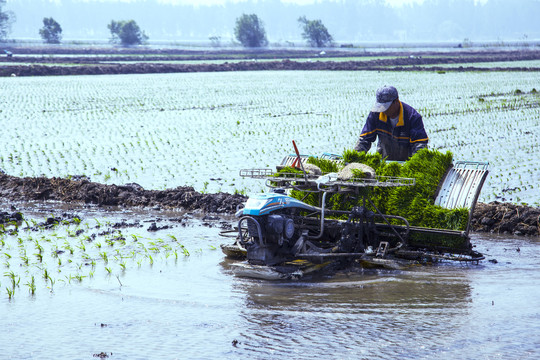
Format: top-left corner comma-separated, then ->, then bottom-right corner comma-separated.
278,148 -> 469,231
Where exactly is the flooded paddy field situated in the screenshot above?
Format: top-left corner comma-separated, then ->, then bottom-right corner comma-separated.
0,203 -> 539,359
0,69 -> 538,204
0,59 -> 539,358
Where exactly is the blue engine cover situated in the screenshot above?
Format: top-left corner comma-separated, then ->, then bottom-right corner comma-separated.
239,193 -> 317,216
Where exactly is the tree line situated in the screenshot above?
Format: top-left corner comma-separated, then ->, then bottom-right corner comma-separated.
0,0 -> 332,48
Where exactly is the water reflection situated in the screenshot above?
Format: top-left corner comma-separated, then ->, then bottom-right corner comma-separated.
230,267 -> 473,359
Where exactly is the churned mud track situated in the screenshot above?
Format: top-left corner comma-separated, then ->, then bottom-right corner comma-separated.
0,173 -> 538,236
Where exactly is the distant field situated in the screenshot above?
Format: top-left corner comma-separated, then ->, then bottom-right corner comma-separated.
2,47 -> 539,76
397,59 -> 540,69
0,70 -> 538,205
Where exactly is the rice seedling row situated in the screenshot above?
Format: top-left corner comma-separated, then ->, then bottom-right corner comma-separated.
0,70 -> 538,205
0,212 -> 200,299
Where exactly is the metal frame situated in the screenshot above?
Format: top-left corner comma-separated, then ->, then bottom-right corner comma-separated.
434,161 -> 489,235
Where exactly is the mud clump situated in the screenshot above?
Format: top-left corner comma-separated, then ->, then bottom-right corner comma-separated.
93,352 -> 111,359
0,173 -> 245,214
471,202 -> 540,236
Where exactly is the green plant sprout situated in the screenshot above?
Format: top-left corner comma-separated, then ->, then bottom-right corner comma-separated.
25,276 -> 36,295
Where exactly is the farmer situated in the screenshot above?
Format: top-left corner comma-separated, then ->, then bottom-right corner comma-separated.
354,85 -> 428,161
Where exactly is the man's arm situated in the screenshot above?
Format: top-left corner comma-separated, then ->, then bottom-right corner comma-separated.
411,141 -> 428,155
354,114 -> 378,153
354,137 -> 372,153
409,113 -> 429,156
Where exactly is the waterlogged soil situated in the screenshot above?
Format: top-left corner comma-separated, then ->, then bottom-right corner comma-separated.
1,204 -> 539,359
0,173 -> 538,236
1,48 -> 540,76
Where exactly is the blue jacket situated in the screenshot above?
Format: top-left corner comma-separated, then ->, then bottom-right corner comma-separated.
354,101 -> 429,161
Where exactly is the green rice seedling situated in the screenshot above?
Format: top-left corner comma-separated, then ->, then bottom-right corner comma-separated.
105,266 -> 112,274
48,278 -> 56,292
119,262 -> 126,271
118,236 -> 126,246
180,245 -> 190,256
25,276 -> 36,295
34,242 -> 45,259
63,242 -> 74,255
201,181 -> 209,194
99,252 -> 108,264
4,270 -> 16,286
77,242 -> 86,252
9,221 -> 19,233
162,244 -> 172,252
6,286 -> 14,299
137,243 -> 147,252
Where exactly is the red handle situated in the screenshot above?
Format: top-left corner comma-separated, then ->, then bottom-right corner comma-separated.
292,140 -> 300,157
292,140 -> 301,168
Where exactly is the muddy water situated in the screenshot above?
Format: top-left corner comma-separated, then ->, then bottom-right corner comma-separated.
2,207 -> 539,359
